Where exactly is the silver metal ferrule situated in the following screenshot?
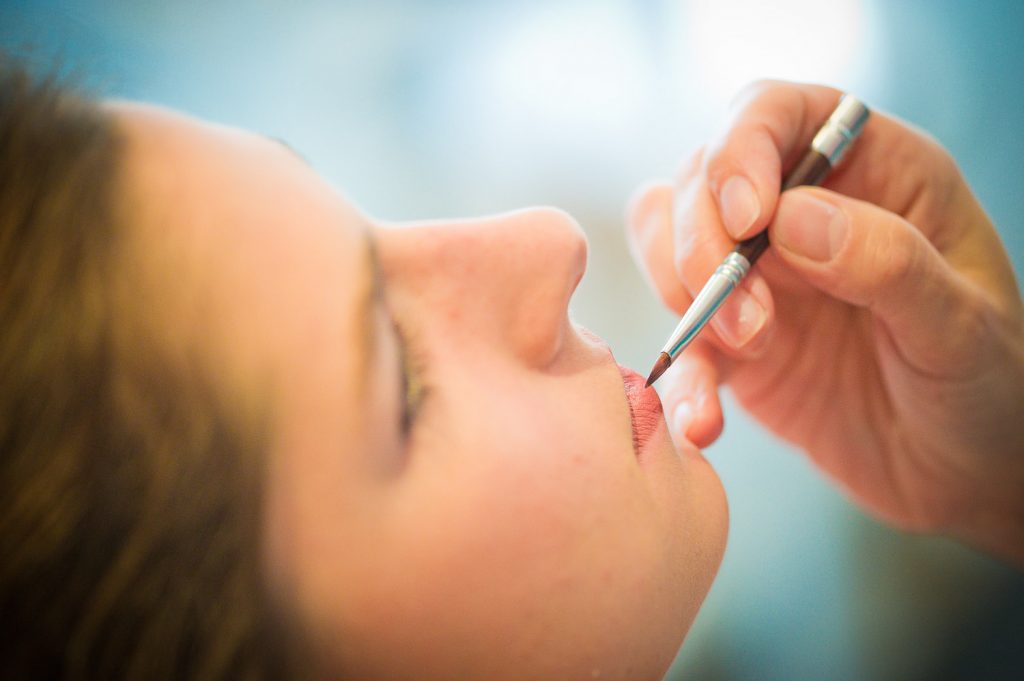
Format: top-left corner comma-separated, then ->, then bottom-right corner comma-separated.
810,95 -> 870,166
661,252 -> 751,359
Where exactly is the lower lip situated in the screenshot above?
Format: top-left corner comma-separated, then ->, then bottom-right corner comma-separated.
618,365 -> 664,456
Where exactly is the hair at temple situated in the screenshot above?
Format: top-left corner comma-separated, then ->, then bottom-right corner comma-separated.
0,53 -> 310,679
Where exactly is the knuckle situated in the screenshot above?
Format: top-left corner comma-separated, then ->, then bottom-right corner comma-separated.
659,288 -> 691,314
941,290 -> 998,369
671,214 -> 715,282
626,182 -> 670,239
872,226 -> 922,293
917,133 -> 961,193
728,79 -> 782,111
673,147 -> 705,187
706,120 -> 773,179
898,128 -> 963,215
643,250 -> 691,312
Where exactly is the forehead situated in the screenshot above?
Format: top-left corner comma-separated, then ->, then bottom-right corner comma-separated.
110,102 -> 370,425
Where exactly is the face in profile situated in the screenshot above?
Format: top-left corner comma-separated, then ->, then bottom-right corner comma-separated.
111,103 -> 728,679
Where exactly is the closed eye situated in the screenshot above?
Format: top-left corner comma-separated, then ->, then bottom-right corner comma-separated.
391,312 -> 430,439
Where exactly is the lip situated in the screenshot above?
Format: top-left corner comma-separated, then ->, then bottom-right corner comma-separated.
574,325 -> 665,459
618,365 -> 664,457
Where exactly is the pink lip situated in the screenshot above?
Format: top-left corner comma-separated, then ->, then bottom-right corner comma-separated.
574,325 -> 665,458
618,365 -> 664,456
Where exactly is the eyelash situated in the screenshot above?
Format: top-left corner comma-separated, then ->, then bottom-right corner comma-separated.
390,313 -> 431,437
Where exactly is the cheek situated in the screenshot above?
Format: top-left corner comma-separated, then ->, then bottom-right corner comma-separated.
398,378 -> 650,572
343,377 -> 685,673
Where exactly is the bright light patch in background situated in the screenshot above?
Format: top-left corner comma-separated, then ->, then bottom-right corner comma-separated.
434,0 -> 880,214
681,0 -> 869,105
438,0 -> 660,208
477,3 -> 654,145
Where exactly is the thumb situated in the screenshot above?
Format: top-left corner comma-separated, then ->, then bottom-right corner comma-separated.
769,186 -> 976,372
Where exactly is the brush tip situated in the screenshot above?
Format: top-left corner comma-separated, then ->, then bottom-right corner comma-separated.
645,352 -> 672,388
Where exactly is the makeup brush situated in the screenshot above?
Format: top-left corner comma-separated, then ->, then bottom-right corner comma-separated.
645,94 -> 870,388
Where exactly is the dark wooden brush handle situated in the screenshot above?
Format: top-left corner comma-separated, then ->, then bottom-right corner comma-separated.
734,149 -> 832,266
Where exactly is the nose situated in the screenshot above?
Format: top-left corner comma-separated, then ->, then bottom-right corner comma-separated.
378,207 -> 588,366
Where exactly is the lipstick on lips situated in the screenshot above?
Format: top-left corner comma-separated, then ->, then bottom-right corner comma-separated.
618,365 -> 664,455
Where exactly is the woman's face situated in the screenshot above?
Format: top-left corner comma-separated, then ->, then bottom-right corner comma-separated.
113,103 -> 727,680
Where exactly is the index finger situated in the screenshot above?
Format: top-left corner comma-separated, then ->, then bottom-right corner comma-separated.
704,80 -> 952,242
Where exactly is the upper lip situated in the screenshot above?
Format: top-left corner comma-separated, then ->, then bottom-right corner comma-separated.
573,324 -> 610,351
572,323 -> 639,449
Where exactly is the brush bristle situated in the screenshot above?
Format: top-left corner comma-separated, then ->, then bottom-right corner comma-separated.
645,352 -> 672,388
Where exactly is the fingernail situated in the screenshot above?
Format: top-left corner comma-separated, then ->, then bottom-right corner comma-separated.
672,401 -> 694,437
775,192 -> 848,262
712,286 -> 766,348
719,175 -> 760,239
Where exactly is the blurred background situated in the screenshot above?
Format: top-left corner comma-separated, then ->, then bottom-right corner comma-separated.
3,0 -> 1021,678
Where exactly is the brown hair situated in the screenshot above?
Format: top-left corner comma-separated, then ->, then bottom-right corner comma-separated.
0,55 -> 305,679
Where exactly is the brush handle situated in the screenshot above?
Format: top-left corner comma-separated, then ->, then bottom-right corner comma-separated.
734,149 -> 832,265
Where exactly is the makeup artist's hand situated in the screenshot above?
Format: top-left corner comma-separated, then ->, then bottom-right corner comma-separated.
627,80 -> 1024,564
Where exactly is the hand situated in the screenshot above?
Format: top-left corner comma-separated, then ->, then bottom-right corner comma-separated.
627,81 -> 1024,564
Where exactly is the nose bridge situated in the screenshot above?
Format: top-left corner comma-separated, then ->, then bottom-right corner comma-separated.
381,207 -> 588,365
